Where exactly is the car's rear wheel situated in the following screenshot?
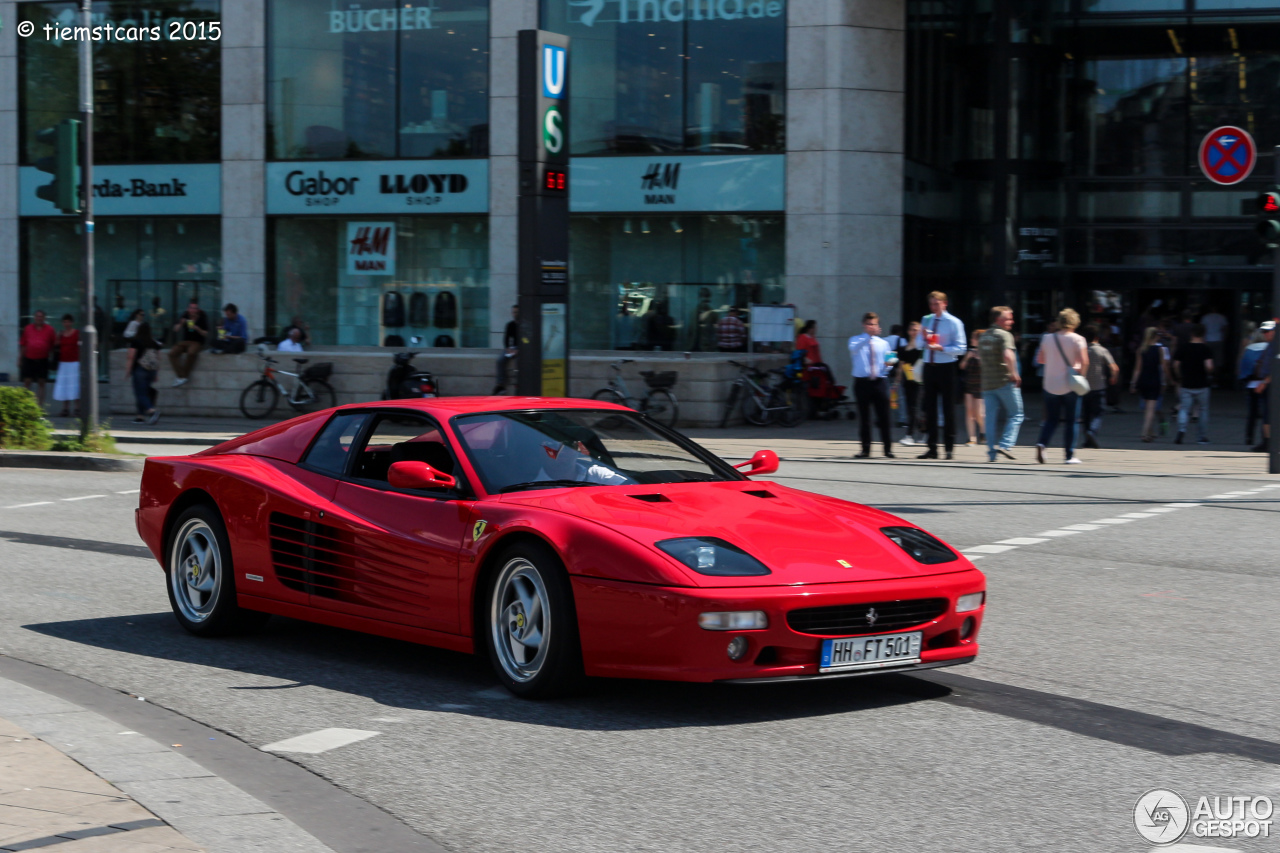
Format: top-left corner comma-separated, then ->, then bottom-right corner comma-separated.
166,504 -> 268,636
484,541 -> 583,698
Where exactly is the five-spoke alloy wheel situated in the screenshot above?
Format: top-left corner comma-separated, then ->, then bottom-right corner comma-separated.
166,504 -> 268,636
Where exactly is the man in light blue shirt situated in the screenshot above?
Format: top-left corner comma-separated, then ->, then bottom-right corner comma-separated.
848,311 -> 895,459
914,291 -> 967,459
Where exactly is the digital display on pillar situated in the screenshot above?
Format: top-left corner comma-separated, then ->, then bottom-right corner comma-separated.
543,169 -> 567,193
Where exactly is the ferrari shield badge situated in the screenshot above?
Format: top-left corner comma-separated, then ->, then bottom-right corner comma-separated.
472,519 -> 488,540
837,559 -> 852,568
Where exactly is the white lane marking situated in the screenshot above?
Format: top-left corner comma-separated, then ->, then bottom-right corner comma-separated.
261,728 -> 379,754
1090,518 -> 1134,525
1205,494 -> 1242,500
115,489 -> 140,494
1164,502 -> 1203,507
965,555 -> 985,561
1164,845 -> 1242,852
1144,507 -> 1179,512
4,502 -> 54,508
1062,523 -> 1102,531
1036,529 -> 1083,537
963,544 -> 1018,554
1118,512 -> 1160,519
996,537 -> 1050,546
62,495 -> 106,502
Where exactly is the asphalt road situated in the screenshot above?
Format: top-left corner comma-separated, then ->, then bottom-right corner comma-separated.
0,461 -> 1277,853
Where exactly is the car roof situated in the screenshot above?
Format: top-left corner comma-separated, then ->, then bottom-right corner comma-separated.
331,396 -> 632,416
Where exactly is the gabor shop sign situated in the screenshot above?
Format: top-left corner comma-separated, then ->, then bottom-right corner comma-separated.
266,161 -> 488,215
567,0 -> 783,26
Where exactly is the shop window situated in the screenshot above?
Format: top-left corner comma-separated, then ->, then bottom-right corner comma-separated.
268,216 -> 489,347
268,0 -> 490,160
19,1 -> 221,164
540,0 -> 786,155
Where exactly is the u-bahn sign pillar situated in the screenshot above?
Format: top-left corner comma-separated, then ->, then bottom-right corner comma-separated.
516,30 -> 570,397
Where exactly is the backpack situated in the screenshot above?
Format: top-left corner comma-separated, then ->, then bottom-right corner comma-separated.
382,291 -> 405,327
433,291 -> 457,328
433,334 -> 456,348
408,292 -> 429,326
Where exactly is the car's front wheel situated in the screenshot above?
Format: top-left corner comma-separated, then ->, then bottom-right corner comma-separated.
484,541 -> 583,698
166,504 -> 268,636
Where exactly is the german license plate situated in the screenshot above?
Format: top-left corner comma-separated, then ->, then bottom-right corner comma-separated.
819,632 -> 923,673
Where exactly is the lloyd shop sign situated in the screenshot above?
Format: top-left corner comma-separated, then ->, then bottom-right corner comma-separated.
346,222 -> 396,276
266,160 -> 488,215
20,164 -> 221,216
570,155 -> 783,212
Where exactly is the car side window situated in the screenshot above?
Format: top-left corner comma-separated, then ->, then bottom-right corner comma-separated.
303,412 -> 370,476
351,414 -> 461,491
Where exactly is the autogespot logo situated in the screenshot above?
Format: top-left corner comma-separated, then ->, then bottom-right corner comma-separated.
1135,789 -> 1190,845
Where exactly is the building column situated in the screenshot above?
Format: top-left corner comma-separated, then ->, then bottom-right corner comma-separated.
488,0 -> 536,347
785,0 -> 905,379
221,0 -> 266,338
0,0 -> 19,377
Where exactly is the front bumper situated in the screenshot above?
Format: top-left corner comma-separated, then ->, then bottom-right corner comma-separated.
572,569 -> 985,683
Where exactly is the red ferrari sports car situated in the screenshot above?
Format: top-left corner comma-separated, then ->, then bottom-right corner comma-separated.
137,397 -> 985,697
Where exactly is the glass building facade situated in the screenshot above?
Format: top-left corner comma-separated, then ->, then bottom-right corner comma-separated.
905,0 -> 1280,379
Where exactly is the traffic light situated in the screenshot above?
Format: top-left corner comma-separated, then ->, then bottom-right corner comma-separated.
34,119 -> 81,215
1258,190 -> 1280,249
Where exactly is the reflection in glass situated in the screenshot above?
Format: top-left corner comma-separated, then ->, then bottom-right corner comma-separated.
1083,57 -> 1188,176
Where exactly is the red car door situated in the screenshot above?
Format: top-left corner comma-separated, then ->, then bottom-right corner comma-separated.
310,413 -> 470,636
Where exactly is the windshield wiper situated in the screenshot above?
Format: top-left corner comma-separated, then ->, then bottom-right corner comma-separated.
498,480 -> 602,494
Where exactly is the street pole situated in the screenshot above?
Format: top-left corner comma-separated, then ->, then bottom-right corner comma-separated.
1271,147 -> 1280,474
79,0 -> 97,440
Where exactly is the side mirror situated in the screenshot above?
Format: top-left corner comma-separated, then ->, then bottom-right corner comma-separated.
388,461 -> 457,490
733,449 -> 779,478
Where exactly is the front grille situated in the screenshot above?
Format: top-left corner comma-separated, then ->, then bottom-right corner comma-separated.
787,598 -> 948,636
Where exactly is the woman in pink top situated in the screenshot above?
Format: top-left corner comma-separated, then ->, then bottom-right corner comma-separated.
1035,308 -> 1089,464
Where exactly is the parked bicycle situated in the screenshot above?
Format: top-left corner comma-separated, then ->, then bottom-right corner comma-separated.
590,359 -> 679,428
720,360 -> 805,428
239,351 -> 336,419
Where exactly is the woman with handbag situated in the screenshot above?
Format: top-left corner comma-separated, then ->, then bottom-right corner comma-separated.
1035,308 -> 1090,464
124,322 -> 162,425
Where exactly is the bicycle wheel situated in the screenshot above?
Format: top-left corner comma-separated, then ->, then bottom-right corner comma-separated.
590,388 -> 626,407
741,388 -> 773,426
290,379 -> 336,414
239,380 -> 279,419
775,384 -> 807,428
719,383 -> 740,428
642,389 -> 679,429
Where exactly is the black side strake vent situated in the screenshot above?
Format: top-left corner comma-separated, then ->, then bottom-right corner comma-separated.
629,494 -> 672,503
269,512 -> 357,598
744,490 -> 776,498
881,526 -> 958,565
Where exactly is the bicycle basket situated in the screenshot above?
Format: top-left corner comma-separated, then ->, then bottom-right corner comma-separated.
641,370 -> 678,389
302,362 -> 333,382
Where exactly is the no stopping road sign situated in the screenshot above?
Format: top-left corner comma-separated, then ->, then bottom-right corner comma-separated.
1199,126 -> 1257,185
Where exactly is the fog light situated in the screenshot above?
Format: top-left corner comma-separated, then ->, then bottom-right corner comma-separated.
727,636 -> 749,661
960,616 -> 975,639
956,592 -> 985,613
699,611 -> 768,631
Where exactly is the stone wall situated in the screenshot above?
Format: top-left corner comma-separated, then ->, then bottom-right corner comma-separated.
108,348 -> 787,427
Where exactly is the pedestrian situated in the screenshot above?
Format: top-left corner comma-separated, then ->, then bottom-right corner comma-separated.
277,327 -> 305,353
1100,324 -> 1125,413
848,312 -> 894,459
796,320 -> 821,366
1035,308 -> 1089,464
1172,323 -> 1214,445
646,301 -> 677,351
883,324 -> 909,429
896,320 -> 924,445
1241,321 -> 1274,446
716,306 -> 747,353
125,321 -> 161,425
1130,327 -> 1167,442
960,329 -> 986,445
19,310 -> 57,407
211,303 -> 248,354
1252,321 -> 1275,453
612,304 -> 635,350
978,306 -> 1022,462
52,314 -> 81,418
1200,304 -> 1228,385
1171,308 -> 1197,353
281,315 -> 310,347
914,291 -> 966,460
493,304 -> 519,394
1080,325 -> 1118,449
122,308 -> 145,341
169,300 -> 209,387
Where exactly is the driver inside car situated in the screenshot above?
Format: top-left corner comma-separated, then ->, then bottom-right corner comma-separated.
534,439 -> 634,486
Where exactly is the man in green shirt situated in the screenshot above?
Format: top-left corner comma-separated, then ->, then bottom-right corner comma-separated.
978,306 -> 1023,461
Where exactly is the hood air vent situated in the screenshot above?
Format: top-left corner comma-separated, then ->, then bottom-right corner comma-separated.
743,490 -> 776,498
629,494 -> 672,503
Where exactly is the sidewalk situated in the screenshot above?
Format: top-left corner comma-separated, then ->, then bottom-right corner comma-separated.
0,716 -> 203,853
44,389 -> 1276,479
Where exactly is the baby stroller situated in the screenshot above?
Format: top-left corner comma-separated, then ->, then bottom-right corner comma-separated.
787,350 -> 851,420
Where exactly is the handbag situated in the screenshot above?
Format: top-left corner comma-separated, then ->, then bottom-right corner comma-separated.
1052,333 -> 1090,396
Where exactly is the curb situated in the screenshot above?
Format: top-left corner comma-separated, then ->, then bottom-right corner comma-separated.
0,450 -> 144,472
54,431 -> 223,447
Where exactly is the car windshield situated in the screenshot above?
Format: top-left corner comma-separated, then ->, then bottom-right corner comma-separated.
452,409 -> 742,494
